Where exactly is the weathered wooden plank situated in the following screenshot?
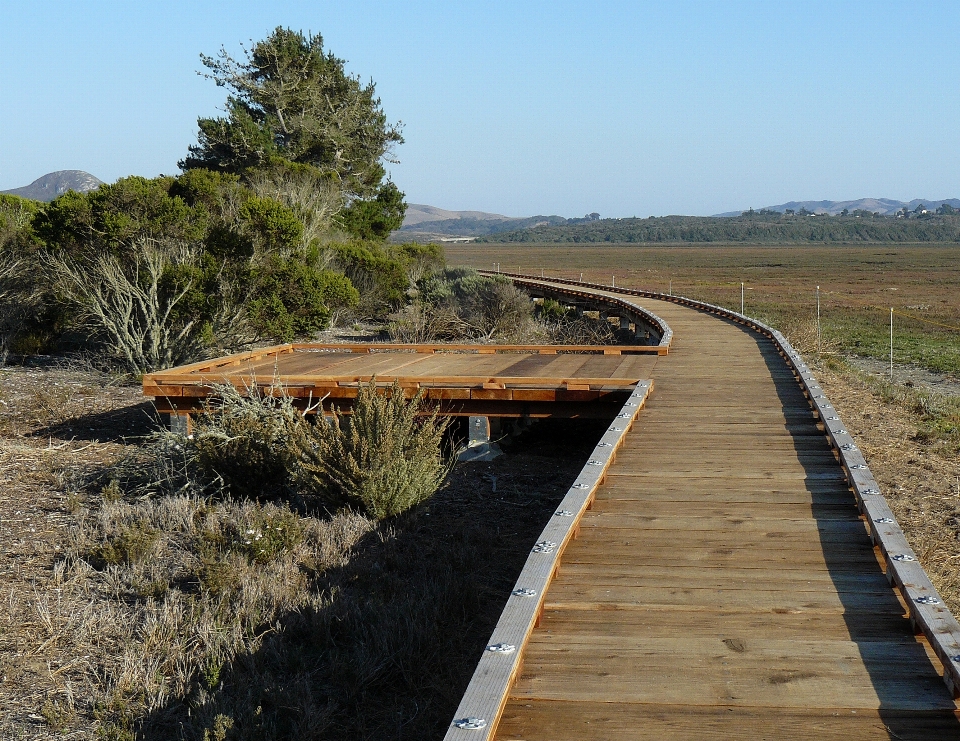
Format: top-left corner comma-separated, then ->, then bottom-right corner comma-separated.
454,276 -> 960,740
495,701 -> 960,740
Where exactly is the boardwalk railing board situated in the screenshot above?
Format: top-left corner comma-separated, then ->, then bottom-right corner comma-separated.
444,381 -> 653,741
488,272 -> 960,700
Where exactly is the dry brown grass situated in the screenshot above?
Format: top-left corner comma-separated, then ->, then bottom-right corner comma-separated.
807,356 -> 960,611
447,244 -> 960,373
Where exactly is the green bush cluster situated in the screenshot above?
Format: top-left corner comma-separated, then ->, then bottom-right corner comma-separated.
0,28 -> 454,372
295,381 -> 451,519
107,380 -> 451,521
0,175 -> 446,372
391,267 -> 535,342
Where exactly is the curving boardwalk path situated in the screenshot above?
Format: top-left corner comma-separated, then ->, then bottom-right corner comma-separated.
465,283 -> 960,740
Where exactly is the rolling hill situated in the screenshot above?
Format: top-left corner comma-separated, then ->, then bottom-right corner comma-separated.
1,170 -> 103,201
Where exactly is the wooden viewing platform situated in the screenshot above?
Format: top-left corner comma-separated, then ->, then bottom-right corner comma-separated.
143,342 -> 664,419
445,275 -> 960,741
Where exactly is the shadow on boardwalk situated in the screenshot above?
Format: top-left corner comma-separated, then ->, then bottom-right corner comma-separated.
753,331 -> 960,740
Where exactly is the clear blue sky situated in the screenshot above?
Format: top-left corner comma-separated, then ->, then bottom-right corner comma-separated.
1,1 -> 958,217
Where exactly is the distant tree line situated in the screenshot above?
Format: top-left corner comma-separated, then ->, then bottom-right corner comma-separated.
476,210 -> 960,244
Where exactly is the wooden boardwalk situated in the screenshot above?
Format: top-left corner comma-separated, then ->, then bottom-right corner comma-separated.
450,280 -> 960,740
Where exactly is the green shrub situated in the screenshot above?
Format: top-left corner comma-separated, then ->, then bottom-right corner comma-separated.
88,522 -> 160,568
191,384 -> 304,499
295,380 -> 451,519
247,257 -> 359,340
537,298 -> 569,322
331,241 -> 411,315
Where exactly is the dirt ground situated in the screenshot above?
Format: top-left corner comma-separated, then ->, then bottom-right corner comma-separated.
0,359 -> 607,739
813,360 -> 960,608
0,360 -> 153,738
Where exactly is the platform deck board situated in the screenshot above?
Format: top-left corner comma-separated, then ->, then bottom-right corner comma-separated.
144,345 -> 660,411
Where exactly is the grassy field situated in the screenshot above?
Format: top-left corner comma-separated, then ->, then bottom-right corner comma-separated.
447,243 -> 960,375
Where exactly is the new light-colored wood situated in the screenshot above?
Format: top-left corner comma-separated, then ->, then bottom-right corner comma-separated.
143,345 -> 663,416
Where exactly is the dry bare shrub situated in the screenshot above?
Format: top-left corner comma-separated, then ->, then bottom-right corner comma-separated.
296,380 -> 451,519
779,316 -> 842,358
387,301 -> 469,343
42,238 -> 208,374
546,315 -> 617,345
0,253 -> 41,364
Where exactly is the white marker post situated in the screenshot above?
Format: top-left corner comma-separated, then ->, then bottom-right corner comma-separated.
816,285 -> 821,356
741,282 -> 745,314
890,308 -> 894,380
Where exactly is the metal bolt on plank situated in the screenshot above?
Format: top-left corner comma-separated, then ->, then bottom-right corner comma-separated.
453,718 -> 487,730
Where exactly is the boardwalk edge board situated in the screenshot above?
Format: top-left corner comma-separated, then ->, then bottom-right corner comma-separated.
489,273 -> 674,351
443,381 -> 653,741
485,272 -> 960,703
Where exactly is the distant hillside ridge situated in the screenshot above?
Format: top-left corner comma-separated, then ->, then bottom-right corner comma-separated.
394,204 -> 601,242
714,197 -> 960,217
1,170 -> 103,202
403,204 -> 512,227
475,210 -> 960,245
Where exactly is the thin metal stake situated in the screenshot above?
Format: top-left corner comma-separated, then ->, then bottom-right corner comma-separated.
816,285 -> 821,356
890,307 -> 894,380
